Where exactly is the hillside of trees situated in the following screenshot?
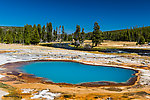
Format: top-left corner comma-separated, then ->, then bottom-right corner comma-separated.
85,26 -> 150,45
102,26 -> 150,45
0,22 -> 150,46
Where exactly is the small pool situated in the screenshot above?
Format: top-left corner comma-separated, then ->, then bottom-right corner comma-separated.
20,61 -> 136,84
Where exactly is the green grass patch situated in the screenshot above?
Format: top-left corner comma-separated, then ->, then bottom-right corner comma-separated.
0,83 -> 16,91
3,91 -> 22,99
103,87 -> 122,92
0,83 -> 22,100
39,43 -> 53,47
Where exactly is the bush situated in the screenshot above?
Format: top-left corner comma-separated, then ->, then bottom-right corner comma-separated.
63,94 -> 72,98
84,44 -> 92,49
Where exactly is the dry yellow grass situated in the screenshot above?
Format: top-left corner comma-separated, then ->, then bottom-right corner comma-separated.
84,40 -> 136,47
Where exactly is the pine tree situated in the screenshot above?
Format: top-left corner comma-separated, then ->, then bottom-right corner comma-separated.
4,30 -> 13,44
59,26 -> 61,41
80,28 -> 85,44
61,26 -> 65,41
74,25 -> 81,47
0,28 -> 4,42
92,22 -> 102,47
12,29 -> 17,43
56,27 -> 58,41
53,29 -> 57,41
18,30 -> 23,44
24,24 -> 32,45
46,22 -> 52,42
64,33 -> 67,41
37,24 -> 42,41
42,25 -> 46,42
74,25 -> 81,41
30,25 -> 40,44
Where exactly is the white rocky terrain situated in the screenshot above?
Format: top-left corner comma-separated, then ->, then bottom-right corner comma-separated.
0,44 -> 150,99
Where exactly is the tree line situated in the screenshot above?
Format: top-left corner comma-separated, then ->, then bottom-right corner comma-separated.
85,25 -> 150,45
0,22 -> 102,46
0,23 -> 73,45
0,22 -> 150,46
102,26 -> 150,45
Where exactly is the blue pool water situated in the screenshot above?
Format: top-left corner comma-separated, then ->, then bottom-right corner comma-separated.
20,61 -> 136,84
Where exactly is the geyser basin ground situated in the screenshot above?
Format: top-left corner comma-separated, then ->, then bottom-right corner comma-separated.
19,61 -> 136,84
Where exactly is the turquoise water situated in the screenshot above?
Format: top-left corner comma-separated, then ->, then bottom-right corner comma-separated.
20,61 -> 136,84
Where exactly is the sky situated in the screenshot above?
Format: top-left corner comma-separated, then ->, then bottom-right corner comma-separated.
0,0 -> 150,34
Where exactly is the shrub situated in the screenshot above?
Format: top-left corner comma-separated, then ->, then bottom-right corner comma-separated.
63,94 -> 72,98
